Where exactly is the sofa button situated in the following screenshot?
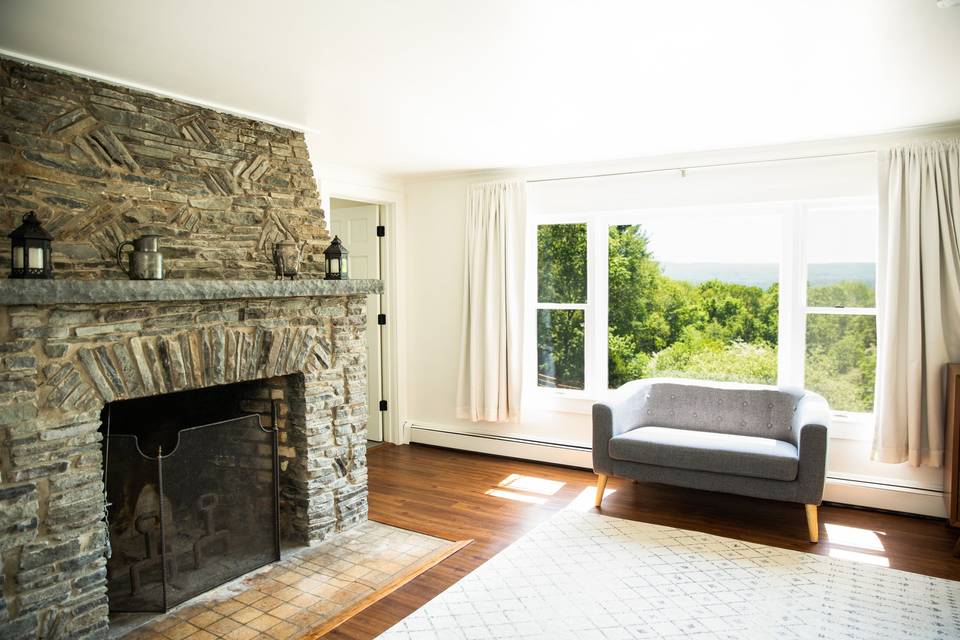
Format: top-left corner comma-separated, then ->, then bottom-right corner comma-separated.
767,423 -> 773,428
740,420 -> 746,426
768,403 -> 774,409
742,401 -> 748,407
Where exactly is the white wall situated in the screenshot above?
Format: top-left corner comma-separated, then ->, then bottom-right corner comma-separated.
404,172 -> 589,447
400,128 -> 960,515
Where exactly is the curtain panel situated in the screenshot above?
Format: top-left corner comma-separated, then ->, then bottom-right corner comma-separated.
873,139 -> 960,467
456,180 -> 527,423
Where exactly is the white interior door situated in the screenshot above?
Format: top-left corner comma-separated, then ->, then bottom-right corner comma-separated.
330,204 -> 382,441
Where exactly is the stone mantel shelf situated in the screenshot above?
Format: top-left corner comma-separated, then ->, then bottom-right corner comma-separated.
0,278 -> 383,306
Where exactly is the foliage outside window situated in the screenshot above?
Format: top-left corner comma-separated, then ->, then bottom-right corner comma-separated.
536,224 -> 587,390
802,208 -> 877,413
532,201 -> 879,416
607,222 -> 779,389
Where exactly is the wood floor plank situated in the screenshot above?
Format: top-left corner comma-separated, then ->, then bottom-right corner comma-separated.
323,443 -> 960,639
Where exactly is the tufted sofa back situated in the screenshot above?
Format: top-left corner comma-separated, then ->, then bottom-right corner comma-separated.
634,379 -> 805,443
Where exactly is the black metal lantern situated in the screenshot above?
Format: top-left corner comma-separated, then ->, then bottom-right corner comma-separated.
8,212 -> 53,279
323,235 -> 348,280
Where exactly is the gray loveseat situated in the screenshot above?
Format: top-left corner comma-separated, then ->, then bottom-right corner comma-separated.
593,378 -> 830,542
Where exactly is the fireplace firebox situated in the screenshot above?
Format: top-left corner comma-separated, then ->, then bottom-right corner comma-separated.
101,383 -> 281,613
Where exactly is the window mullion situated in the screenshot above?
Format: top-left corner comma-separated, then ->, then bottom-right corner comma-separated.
806,306 -> 877,316
582,220 -> 595,395
536,302 -> 587,310
778,205 -> 805,387
796,204 -> 809,388
594,220 -> 609,392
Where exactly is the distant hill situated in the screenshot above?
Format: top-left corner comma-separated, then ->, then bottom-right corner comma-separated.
659,262 -> 875,289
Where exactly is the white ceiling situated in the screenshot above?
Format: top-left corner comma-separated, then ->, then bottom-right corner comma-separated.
2,1 -> 959,178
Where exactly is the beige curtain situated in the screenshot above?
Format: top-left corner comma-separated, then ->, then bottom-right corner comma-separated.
456,180 -> 526,422
872,139 -> 960,467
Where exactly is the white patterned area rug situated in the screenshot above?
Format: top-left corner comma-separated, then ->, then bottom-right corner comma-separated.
379,508 -> 960,639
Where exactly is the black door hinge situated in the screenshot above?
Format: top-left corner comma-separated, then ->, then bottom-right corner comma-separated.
379,400 -> 388,411
376,225 -> 385,237
377,313 -> 386,325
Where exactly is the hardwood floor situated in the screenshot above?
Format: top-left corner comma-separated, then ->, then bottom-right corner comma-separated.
325,443 -> 960,639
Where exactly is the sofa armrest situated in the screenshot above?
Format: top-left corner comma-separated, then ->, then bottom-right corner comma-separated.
592,380 -> 649,474
792,392 -> 830,440
793,393 -> 830,504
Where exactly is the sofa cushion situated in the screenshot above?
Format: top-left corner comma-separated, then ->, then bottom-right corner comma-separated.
637,381 -> 804,443
608,426 -> 799,481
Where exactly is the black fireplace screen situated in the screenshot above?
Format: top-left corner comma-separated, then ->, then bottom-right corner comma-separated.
104,411 -> 280,612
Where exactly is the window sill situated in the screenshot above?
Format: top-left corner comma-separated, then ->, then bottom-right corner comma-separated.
828,412 -> 875,442
529,389 -> 594,415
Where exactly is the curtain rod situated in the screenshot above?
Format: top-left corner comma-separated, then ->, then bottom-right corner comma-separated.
525,149 -> 878,184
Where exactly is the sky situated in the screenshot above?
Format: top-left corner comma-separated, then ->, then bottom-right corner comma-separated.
639,209 -> 876,265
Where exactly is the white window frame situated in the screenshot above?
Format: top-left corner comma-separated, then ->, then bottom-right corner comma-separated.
527,196 -> 879,437
529,214 -> 598,405
790,200 -> 879,440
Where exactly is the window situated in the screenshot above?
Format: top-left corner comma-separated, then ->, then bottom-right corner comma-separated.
530,198 -> 879,423
536,223 -> 588,390
801,206 -> 877,415
607,211 -> 781,389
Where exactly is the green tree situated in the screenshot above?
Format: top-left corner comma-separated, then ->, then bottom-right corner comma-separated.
606,225 -> 780,388
538,222 -> 877,413
538,224 -> 587,303
807,280 -> 875,307
537,225 -> 587,388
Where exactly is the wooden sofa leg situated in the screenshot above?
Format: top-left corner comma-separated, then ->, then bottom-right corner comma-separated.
595,474 -> 608,508
805,504 -> 819,543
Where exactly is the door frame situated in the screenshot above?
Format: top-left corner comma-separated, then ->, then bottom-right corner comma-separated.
322,179 -> 405,445
328,201 -> 384,442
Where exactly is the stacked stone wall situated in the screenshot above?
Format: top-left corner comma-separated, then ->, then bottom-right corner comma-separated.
0,54 -> 371,640
0,293 -> 369,639
0,56 -> 329,279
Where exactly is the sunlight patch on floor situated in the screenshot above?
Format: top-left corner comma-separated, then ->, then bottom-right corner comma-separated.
566,485 -> 616,511
824,523 -> 889,567
484,474 -> 568,505
824,523 -> 885,552
484,488 -> 548,504
828,547 -> 890,567
497,473 -> 566,496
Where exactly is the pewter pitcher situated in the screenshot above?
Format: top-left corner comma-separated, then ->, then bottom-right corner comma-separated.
116,235 -> 164,280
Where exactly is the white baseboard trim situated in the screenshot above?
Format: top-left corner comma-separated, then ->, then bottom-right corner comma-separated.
823,477 -> 945,518
409,424 -> 593,468
408,421 -> 946,518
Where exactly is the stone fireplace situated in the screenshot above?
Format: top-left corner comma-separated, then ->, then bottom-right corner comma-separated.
0,280 -> 380,638
0,56 -> 381,639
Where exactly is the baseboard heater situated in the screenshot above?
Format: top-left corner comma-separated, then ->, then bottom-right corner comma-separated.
411,424 -> 590,450
408,423 -> 593,468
